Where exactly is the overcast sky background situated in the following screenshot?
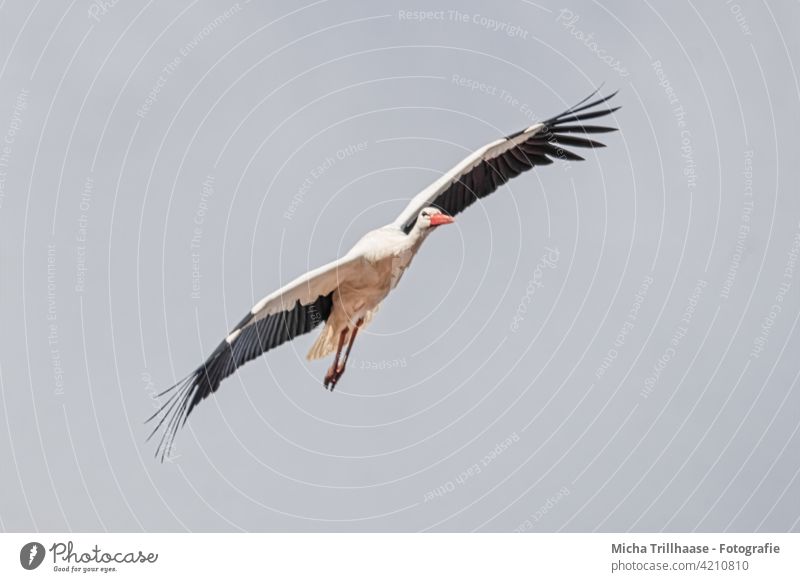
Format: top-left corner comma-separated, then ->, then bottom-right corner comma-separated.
0,0 -> 799,532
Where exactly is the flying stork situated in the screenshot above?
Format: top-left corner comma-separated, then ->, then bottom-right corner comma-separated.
148,89 -> 619,460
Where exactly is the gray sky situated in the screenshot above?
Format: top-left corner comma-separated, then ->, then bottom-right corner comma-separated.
0,0 -> 799,532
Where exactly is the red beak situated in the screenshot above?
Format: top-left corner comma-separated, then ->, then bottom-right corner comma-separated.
430,213 -> 454,226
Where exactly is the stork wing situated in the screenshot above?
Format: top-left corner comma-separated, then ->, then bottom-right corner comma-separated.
393,90 -> 619,233
147,253 -> 361,461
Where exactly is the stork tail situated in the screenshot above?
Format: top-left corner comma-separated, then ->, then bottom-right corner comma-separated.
307,322 -> 337,360
306,307 -> 378,360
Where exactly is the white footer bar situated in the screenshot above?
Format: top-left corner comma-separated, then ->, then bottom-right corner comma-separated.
1,533 -> 797,581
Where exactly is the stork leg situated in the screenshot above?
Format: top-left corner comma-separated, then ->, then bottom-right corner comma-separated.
325,318 -> 364,391
324,328 -> 348,390
337,318 -> 364,375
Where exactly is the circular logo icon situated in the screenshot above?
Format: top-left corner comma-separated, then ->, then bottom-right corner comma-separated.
20,542 -> 45,570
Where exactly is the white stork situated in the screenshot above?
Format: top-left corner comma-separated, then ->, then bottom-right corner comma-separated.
148,89 -> 619,460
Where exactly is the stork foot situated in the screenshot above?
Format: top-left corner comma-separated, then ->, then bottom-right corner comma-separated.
324,365 -> 344,391
324,366 -> 336,390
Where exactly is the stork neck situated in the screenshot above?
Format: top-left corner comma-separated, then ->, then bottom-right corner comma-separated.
408,222 -> 432,248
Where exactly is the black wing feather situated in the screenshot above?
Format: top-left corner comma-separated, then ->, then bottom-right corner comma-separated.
147,292 -> 334,462
401,89 -> 618,233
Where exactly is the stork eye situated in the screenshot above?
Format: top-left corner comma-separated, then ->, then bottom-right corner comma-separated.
421,211 -> 429,217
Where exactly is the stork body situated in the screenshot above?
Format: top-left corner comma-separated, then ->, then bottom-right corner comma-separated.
307,215 -> 449,387
148,89 -> 619,460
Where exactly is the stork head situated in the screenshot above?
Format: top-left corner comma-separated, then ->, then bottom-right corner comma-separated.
417,207 -> 454,231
